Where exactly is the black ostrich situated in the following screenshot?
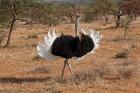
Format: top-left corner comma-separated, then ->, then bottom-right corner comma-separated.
37,14 -> 101,84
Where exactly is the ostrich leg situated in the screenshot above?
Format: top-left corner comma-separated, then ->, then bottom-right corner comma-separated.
66,60 -> 78,85
60,59 -> 67,80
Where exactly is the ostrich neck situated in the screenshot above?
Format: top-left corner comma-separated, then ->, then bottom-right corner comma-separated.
75,17 -> 80,36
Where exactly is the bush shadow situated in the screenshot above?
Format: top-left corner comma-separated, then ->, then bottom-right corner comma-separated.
0,76 -> 52,84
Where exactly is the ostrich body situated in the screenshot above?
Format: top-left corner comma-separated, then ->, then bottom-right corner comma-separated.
51,34 -> 94,58
37,14 -> 101,84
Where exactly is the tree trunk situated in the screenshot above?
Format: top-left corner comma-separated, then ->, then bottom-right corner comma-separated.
5,3 -> 16,47
5,18 -> 16,47
69,12 -> 74,23
105,14 -> 109,23
116,15 -> 121,29
115,10 -> 123,29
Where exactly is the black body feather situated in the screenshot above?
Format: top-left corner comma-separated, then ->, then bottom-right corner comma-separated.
51,34 -> 94,59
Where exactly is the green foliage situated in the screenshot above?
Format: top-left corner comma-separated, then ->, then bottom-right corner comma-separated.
0,0 -> 46,46
0,0 -> 11,28
83,5 -> 95,22
44,15 -> 59,26
0,0 -> 57,25
44,3 -> 56,14
92,0 -> 117,15
55,3 -> 76,23
0,0 -> 12,46
83,0 -> 118,22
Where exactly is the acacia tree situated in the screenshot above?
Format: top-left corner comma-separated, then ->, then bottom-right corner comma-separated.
0,0 -> 14,47
121,0 -> 140,20
43,3 -> 59,26
0,0 -> 50,47
1,0 -> 36,47
94,0 -> 116,22
83,4 -> 96,23
83,0 -> 117,23
110,0 -> 124,28
55,3 -> 83,23
57,3 -> 76,23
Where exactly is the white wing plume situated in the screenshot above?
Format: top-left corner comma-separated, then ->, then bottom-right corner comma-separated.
75,29 -> 101,62
80,29 -> 101,54
37,29 -> 61,61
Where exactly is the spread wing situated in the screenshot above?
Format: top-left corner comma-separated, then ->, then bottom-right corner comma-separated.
37,29 -> 61,61
81,29 -> 102,53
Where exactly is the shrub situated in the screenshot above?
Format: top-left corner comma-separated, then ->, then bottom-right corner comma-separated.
115,49 -> 129,58
30,66 -> 50,74
44,15 -> 59,27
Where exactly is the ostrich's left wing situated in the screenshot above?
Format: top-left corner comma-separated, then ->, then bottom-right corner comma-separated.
81,29 -> 102,53
74,29 -> 102,62
89,30 -> 101,49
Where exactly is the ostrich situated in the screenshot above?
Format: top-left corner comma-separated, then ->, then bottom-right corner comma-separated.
37,14 -> 101,84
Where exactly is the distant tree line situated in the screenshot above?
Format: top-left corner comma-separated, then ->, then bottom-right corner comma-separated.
0,0 -> 140,47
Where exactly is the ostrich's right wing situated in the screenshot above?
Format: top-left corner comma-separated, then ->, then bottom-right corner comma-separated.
44,29 -> 58,47
37,29 -> 61,61
37,43 -> 60,60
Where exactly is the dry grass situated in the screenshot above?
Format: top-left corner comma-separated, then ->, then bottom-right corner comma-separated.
56,60 -> 139,85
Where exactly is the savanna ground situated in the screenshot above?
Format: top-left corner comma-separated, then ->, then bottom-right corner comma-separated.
0,17 -> 140,93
